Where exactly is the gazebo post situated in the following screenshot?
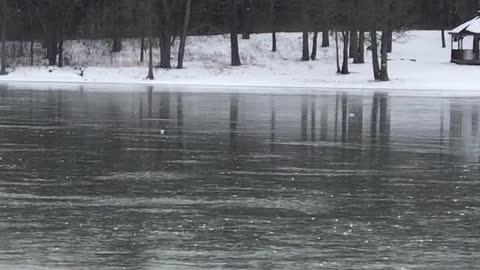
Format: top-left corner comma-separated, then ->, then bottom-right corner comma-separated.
475,34 -> 480,60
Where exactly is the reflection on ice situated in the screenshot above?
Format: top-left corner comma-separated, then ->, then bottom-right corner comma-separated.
0,87 -> 479,269
95,171 -> 188,182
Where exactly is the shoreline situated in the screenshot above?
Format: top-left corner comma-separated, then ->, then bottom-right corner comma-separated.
3,79 -> 480,98
0,31 -> 478,96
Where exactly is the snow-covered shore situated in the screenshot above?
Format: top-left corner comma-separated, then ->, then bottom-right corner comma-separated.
0,31 -> 478,91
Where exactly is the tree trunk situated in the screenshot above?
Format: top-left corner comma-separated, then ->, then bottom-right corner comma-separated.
301,32 -> 309,61
147,37 -> 154,80
321,30 -> 330,47
45,6 -> 58,67
140,37 -> 145,62
159,33 -> 172,68
46,36 -> 57,66
230,34 -> 241,66
177,0 -> 192,69
386,30 -> 392,53
335,31 -> 340,73
57,14 -> 64,68
379,30 -> 389,81
58,40 -> 63,67
311,31 -> 318,60
159,0 -> 173,69
19,41 -> 25,57
0,1 -> 7,76
112,39 -> 122,53
349,31 -> 358,59
30,40 -> 34,66
341,31 -> 349,75
272,32 -> 277,52
271,0 -> 278,52
147,0 -> 154,80
370,30 -> 381,80
440,0 -> 447,48
441,30 -> 446,48
230,0 -> 241,66
355,30 -> 365,64
241,0 -> 253,39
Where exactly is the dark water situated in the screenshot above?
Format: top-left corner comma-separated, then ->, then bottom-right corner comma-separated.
0,85 -> 479,270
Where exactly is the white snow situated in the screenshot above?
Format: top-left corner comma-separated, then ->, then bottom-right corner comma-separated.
0,31 -> 478,92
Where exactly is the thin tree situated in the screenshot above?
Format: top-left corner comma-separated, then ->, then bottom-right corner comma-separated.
271,0 -> 278,52
111,1 -> 123,53
177,0 -> 192,69
147,0 -> 154,80
378,0 -> 392,81
311,31 -> 318,60
440,0 -> 447,48
370,30 -> 381,80
335,31 -> 340,73
140,37 -> 145,62
320,0 -> 330,48
0,0 -> 8,75
321,31 -> 330,47
57,4 -> 66,68
230,0 -> 241,66
300,0 -> 309,61
272,32 -> 277,52
301,32 -> 309,61
379,30 -> 389,81
159,0 -> 174,69
349,31 -> 358,59
241,0 -> 253,39
45,1 -> 58,66
354,30 -> 365,64
341,31 -> 349,74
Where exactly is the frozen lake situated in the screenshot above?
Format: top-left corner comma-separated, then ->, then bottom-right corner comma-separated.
0,85 -> 479,269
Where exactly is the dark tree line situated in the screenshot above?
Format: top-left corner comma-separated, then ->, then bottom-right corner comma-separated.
0,0 -> 479,81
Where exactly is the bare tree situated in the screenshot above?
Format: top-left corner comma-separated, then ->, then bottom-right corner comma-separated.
335,31 -> 340,73
241,0 -> 253,39
379,30 -> 389,81
301,0 -> 309,61
158,0 -> 176,69
0,0 -> 8,75
322,31 -> 329,47
440,0 -> 448,48
272,32 -> 277,52
354,30 -> 365,64
341,31 -> 349,74
147,0 -> 154,80
349,31 -> 358,59
177,0 -> 192,69
370,30 -> 381,80
301,32 -> 309,61
271,0 -> 279,52
230,0 -> 241,66
311,32 -> 318,60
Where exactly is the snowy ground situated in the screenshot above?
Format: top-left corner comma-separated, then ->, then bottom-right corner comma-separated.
0,31 -> 478,91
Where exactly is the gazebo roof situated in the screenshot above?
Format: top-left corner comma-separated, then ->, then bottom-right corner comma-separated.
450,15 -> 480,35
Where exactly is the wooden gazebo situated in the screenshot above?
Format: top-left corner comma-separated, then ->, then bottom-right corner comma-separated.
449,13 -> 480,65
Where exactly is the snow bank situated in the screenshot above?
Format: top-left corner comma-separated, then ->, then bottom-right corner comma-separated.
0,31 -> 478,91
